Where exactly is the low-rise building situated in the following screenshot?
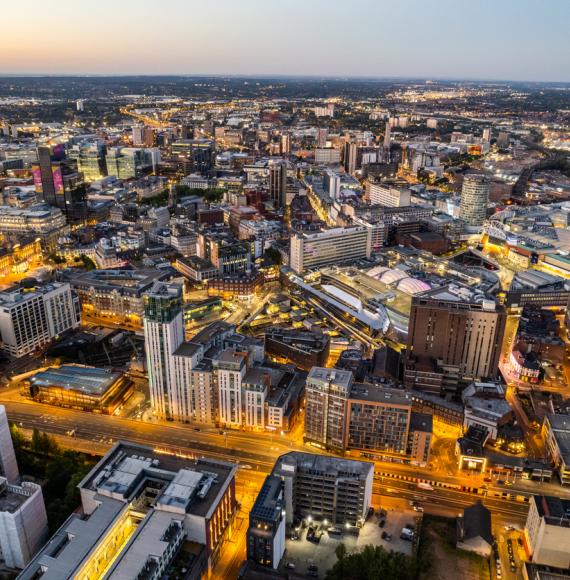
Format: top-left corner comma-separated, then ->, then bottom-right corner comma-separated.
456,501 -> 493,558
543,414 -> 570,486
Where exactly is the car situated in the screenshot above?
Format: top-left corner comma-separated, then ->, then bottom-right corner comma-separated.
381,531 -> 388,539
517,538 -> 523,547
285,563 -> 296,570
510,564 -> 516,573
367,507 -> 375,519
308,564 -> 318,572
496,570 -> 502,579
289,533 -> 299,540
379,519 -> 386,528
307,527 -> 315,541
193,427 -> 200,431
497,480 -> 505,485
413,505 -> 424,512
484,477 -> 492,482
385,533 -> 392,542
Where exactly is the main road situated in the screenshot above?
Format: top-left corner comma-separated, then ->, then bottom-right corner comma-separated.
1,398 -> 550,520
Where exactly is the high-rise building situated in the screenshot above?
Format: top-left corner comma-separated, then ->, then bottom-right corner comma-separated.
406,285 -> 507,388
304,367 -> 353,452
342,141 -> 358,175
268,160 -> 287,207
171,139 -> 215,174
0,478 -> 48,569
316,127 -> 328,148
0,406 -> 19,484
289,226 -> 372,273
33,146 -> 87,222
383,120 -> 392,149
68,141 -> 107,182
460,174 -> 490,228
272,452 -> 373,527
143,283 -> 185,420
280,133 -> 291,155
0,283 -> 80,359
214,349 -> 248,427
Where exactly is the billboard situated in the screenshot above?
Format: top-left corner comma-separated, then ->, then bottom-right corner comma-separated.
32,165 -> 43,192
52,166 -> 64,194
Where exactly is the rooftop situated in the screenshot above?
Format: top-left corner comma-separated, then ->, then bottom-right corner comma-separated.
28,365 -> 123,397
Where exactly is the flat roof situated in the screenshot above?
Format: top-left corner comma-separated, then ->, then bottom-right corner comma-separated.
29,365 -> 123,396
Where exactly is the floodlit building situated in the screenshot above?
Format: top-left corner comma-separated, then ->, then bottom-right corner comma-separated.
0,283 -> 80,358
525,495 -> 570,568
18,442 -> 237,579
289,226 -> 371,273
459,174 -> 489,228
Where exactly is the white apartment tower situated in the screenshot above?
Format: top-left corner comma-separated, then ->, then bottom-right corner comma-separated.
0,283 -> 80,359
214,350 -> 247,427
143,283 -> 185,420
460,174 -> 490,228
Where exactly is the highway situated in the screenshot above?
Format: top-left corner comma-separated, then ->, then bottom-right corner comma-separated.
1,399 -> 541,521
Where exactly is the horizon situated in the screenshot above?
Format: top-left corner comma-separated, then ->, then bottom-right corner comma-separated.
2,0 -> 569,82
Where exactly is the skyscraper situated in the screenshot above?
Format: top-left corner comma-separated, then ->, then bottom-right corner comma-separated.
342,141 -> 358,175
304,367 -> 353,451
33,146 -> 87,222
143,282 -> 185,420
460,174 -> 490,228
268,159 -> 287,207
383,120 -> 392,149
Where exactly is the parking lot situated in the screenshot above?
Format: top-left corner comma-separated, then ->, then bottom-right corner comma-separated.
280,508 -> 417,578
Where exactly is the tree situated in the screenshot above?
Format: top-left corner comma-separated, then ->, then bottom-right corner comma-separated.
326,544 -> 417,580
79,255 -> 96,271
263,247 -> 282,266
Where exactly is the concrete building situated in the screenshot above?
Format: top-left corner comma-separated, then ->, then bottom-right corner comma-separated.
304,367 -> 353,452
18,441 -> 237,579
264,328 -> 330,371
143,283 -> 185,420
289,227 -> 371,273
460,174 -> 490,228
0,407 -> 18,485
543,414 -> 570,486
365,179 -> 411,207
214,350 -> 248,428
0,479 -> 48,569
406,285 -> 506,390
525,495 -> 570,568
0,283 -> 80,358
246,475 -> 286,570
273,452 -> 373,528
268,160 -> 287,208
64,268 -> 170,326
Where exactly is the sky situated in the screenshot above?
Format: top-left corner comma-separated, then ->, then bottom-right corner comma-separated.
1,0 -> 569,82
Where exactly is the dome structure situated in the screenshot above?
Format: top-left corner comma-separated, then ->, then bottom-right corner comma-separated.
379,269 -> 408,285
397,277 -> 431,295
368,265 -> 390,279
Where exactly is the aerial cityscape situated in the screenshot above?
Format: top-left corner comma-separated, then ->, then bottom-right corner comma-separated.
0,2 -> 570,579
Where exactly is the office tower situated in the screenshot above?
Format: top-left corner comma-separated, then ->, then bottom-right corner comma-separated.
0,406 -> 18,483
132,124 -> 145,146
214,349 -> 248,427
525,495 -> 570,567
383,120 -> 392,149
460,174 -> 490,227
406,285 -> 507,386
280,133 -> 291,155
19,442 -> 237,578
482,127 -> 491,142
268,160 -> 287,207
426,118 -> 438,129
75,99 -> 84,112
497,131 -> 510,149
143,283 -> 185,420
33,146 -> 87,222
365,178 -> 411,207
68,141 -> 107,182
0,283 -> 80,359
171,139 -> 215,174
304,367 -> 353,451
247,475 -> 285,569
0,479 -> 48,569
323,169 -> 341,199
342,141 -> 358,175
316,127 -> 328,148
289,226 -> 372,273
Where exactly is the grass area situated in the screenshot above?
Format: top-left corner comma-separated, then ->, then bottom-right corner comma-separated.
417,516 -> 490,580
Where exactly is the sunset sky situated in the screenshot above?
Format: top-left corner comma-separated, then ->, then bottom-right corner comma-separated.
2,0 -> 569,81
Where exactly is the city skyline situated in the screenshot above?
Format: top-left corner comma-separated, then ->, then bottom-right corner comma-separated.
2,0 -> 570,82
